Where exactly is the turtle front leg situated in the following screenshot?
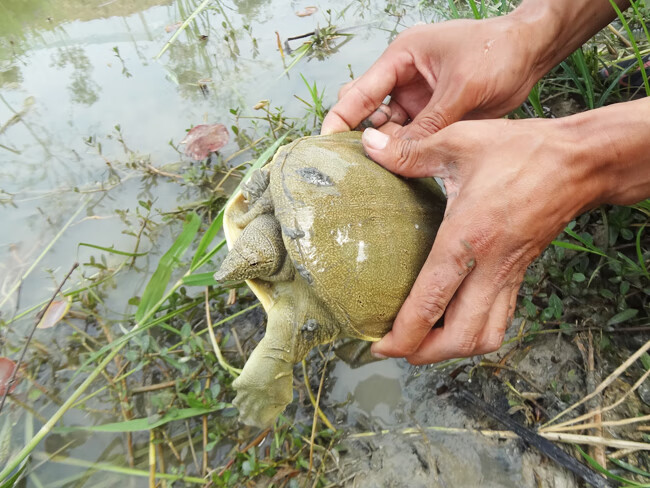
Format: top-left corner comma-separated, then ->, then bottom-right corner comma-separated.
232,297 -> 297,428
232,334 -> 294,428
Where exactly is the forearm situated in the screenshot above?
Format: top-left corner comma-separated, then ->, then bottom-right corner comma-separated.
509,0 -> 630,79
561,98 -> 650,210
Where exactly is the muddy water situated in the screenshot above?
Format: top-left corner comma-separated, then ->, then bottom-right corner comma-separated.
0,0 -> 577,486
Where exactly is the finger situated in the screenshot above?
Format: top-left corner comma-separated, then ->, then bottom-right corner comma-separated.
370,225 -> 476,359
358,104 -> 392,129
398,82 -> 474,139
473,283 -> 518,355
404,263 -> 503,365
386,99 -> 409,125
337,80 -> 356,100
361,127 -> 454,178
321,54 -> 414,135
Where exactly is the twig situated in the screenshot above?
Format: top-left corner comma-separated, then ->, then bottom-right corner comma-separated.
301,360 -> 336,432
202,377 -> 210,477
309,352 -> 331,472
542,338 -> 650,428
348,426 -> 650,450
204,288 -> 241,377
145,164 -> 184,180
540,367 -> 650,432
185,420 -> 201,474
576,331 -> 605,467
0,263 -> 78,414
545,414 -> 650,432
131,380 -> 177,394
231,327 -> 245,362
607,24 -> 633,48
148,430 -> 156,488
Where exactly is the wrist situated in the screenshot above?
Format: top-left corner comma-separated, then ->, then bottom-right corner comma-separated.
506,0 -> 628,80
558,99 -> 650,208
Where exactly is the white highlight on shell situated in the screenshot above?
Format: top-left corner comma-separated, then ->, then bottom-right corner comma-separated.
357,241 -> 367,262
414,224 -> 420,230
335,226 -> 351,245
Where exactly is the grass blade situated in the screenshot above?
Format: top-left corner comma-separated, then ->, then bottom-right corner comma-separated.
135,212 -> 201,322
181,272 -> 221,287
577,446 -> 645,486
155,0 -> 213,60
54,405 -> 227,433
609,0 -> 650,96
552,240 -> 607,257
635,223 -> 649,278
78,242 -> 147,257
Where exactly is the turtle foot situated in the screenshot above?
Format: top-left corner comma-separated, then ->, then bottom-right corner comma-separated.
232,374 -> 293,429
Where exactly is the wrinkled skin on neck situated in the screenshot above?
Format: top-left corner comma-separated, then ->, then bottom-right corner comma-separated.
232,281 -> 340,428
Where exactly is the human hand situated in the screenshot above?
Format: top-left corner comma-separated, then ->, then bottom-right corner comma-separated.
364,117 -> 606,364
321,17 -> 544,138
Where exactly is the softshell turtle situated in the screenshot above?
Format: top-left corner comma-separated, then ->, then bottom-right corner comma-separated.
214,131 -> 446,428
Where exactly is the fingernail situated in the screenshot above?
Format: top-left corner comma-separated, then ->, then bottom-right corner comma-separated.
370,347 -> 388,360
362,128 -> 388,150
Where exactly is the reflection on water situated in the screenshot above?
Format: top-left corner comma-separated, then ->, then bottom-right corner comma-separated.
329,358 -> 404,425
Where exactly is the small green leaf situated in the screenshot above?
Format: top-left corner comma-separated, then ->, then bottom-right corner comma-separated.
572,273 -> 586,282
549,293 -> 563,320
136,212 -> 201,322
607,309 -> 638,326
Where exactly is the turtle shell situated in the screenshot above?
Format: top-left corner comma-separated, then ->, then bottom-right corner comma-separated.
266,131 -> 445,340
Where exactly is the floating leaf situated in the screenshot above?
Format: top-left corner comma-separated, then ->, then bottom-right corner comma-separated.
180,124 -> 229,161
0,358 -> 18,395
165,21 -> 183,33
296,6 -> 317,16
37,299 -> 71,329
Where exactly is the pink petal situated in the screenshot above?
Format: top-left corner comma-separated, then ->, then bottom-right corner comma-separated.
181,124 -> 230,161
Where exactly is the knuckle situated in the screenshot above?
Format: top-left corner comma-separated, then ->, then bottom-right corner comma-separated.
450,333 -> 479,357
410,285 -> 447,328
414,111 -> 451,134
337,80 -> 355,100
351,84 -> 382,115
392,139 -> 420,174
476,330 -> 505,355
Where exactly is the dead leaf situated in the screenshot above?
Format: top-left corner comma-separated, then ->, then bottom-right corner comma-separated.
37,299 -> 71,329
0,358 -> 18,395
181,124 -> 229,161
296,6 -> 317,17
270,466 -> 300,483
165,21 -> 183,33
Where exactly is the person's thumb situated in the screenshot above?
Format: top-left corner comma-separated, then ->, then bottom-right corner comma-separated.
362,128 -> 450,178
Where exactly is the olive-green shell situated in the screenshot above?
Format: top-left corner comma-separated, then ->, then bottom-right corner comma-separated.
266,132 -> 446,340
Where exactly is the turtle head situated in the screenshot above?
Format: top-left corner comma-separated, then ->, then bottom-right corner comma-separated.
232,291 -> 341,428
214,213 -> 293,282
